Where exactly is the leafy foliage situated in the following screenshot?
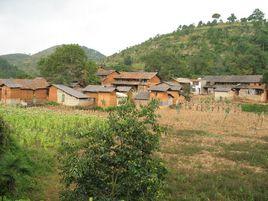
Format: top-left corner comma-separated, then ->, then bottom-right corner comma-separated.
0,58 -> 28,78
0,116 -> 35,200
38,44 -> 99,85
60,101 -> 167,201
105,9 -> 268,79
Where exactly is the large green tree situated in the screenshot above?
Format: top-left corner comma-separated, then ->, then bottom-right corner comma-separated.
60,101 -> 167,201
38,44 -> 98,85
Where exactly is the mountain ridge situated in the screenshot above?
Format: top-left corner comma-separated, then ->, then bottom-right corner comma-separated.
0,45 -> 106,75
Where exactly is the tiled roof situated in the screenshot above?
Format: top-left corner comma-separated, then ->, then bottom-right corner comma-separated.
134,91 -> 150,100
0,78 -> 49,90
203,75 -> 263,83
214,87 -> 232,92
53,84 -> 89,99
115,72 -> 158,80
96,69 -> 116,76
116,86 -> 132,92
149,82 -> 182,92
83,85 -> 116,92
173,77 -> 192,84
113,81 -> 141,86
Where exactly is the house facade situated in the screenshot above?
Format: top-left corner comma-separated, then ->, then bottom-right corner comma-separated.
83,85 -> 117,107
96,68 -> 119,86
202,75 -> 267,102
0,78 -> 49,105
149,82 -> 184,106
49,84 -> 93,106
113,72 -> 161,91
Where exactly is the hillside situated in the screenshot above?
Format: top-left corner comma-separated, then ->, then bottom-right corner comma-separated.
0,45 -> 105,75
0,58 -> 28,78
105,11 -> 268,79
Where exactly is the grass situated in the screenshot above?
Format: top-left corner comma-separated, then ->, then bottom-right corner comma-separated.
219,142 -> 268,169
0,105 -> 102,200
241,103 -> 268,114
165,168 -> 268,201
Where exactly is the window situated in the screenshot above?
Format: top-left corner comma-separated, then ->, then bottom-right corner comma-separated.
61,94 -> 65,102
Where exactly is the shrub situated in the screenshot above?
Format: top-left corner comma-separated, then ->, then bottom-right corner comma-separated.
46,101 -> 60,106
60,101 -> 167,201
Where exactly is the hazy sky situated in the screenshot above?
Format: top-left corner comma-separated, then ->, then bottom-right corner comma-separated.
0,0 -> 267,56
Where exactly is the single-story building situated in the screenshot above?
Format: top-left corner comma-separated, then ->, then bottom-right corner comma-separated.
202,75 -> 267,102
149,82 -> 184,106
82,85 -> 117,107
214,87 -> 236,101
48,84 -> 94,106
134,91 -> 150,106
0,77 -> 49,105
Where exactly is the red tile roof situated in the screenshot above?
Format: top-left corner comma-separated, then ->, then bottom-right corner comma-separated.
115,72 -> 158,80
0,78 -> 49,90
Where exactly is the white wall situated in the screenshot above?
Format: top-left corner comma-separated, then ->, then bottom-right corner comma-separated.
57,89 -> 82,106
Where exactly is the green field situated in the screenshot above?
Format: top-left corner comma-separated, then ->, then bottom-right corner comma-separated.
1,105 -> 268,200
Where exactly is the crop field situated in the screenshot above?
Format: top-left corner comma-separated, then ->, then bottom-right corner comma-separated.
1,104 -> 268,200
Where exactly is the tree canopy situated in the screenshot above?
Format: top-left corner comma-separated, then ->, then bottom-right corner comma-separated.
38,44 -> 99,86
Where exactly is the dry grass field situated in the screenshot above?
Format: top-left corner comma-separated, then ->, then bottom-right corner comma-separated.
158,107 -> 268,200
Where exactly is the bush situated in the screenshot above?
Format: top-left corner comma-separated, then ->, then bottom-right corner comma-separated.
46,101 -> 60,106
60,101 -> 167,201
0,116 -> 35,200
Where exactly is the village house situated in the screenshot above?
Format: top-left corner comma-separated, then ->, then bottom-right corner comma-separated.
191,78 -> 207,95
149,82 -> 184,106
173,77 -> 192,88
202,75 -> 267,102
96,68 -> 119,86
48,84 -> 94,106
134,91 -> 150,106
82,85 -> 117,107
113,72 -> 161,91
0,77 -> 49,105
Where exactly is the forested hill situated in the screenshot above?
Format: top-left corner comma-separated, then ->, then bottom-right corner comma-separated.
105,9 -> 268,80
0,45 -> 105,76
0,58 -> 28,78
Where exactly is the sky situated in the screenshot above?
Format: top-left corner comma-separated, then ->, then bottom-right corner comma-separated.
0,0 -> 267,56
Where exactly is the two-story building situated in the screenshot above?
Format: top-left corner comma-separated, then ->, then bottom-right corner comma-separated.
113,72 -> 161,91
96,68 -> 119,86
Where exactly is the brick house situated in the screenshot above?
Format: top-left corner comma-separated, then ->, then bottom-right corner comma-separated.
82,85 -> 117,107
48,84 -> 94,106
149,82 -> 184,106
113,72 -> 161,91
96,68 -> 119,86
202,75 -> 267,102
134,91 -> 150,106
0,77 -> 49,105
